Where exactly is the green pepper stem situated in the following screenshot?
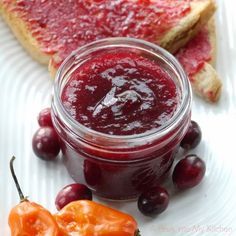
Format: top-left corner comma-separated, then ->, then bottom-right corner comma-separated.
10,156 -> 25,201
135,229 -> 141,236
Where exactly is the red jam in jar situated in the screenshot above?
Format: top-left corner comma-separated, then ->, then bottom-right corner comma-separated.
52,38 -> 192,200
61,51 -> 179,136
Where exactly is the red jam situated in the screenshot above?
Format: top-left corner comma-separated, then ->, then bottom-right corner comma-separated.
61,51 -> 178,136
4,0 -> 190,67
52,39 -> 192,200
175,26 -> 212,80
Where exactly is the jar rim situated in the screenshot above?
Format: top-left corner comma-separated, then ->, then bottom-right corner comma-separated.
52,37 -> 192,142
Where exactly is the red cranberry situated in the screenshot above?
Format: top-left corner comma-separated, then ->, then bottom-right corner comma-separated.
55,183 -> 92,210
172,154 -> 206,190
38,107 -> 53,127
32,127 -> 60,160
180,120 -> 202,150
138,186 -> 169,216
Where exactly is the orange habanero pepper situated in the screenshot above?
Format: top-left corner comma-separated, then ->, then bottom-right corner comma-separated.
8,156 -> 61,236
54,200 -> 141,236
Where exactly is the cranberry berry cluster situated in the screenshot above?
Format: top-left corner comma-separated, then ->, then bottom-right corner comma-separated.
32,108 -> 205,217
32,108 -> 61,160
138,120 -> 205,216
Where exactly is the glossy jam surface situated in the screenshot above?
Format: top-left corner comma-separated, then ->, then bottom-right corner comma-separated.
5,0 -> 190,67
175,26 -> 212,80
61,51 -> 178,135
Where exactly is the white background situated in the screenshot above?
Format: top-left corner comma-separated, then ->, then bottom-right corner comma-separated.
0,0 -> 236,235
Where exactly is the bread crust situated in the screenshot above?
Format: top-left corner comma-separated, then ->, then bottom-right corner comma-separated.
192,62 -> 222,102
0,2 -> 50,64
207,17 -> 217,66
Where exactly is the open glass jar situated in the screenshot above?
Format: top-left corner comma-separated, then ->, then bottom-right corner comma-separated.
51,38 -> 192,200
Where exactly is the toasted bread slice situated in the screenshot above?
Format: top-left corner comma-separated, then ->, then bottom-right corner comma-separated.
191,19 -> 221,102
175,18 -> 222,102
0,0 -> 220,102
0,0 -> 216,67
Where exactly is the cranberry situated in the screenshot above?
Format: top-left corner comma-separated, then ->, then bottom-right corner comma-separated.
32,127 -> 60,160
180,120 -> 202,150
172,154 -> 206,190
55,183 -> 92,210
38,107 -> 53,127
138,186 -> 169,216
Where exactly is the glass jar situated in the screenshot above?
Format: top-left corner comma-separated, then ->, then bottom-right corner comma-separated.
51,37 -> 192,200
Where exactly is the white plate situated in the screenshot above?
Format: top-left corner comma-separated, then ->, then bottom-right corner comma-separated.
1,0 -> 236,235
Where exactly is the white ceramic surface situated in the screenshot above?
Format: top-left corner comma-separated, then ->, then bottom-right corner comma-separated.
0,0 -> 236,235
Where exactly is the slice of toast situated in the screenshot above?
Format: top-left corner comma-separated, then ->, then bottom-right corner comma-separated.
0,0 -> 216,67
175,18 -> 222,102
0,0 -> 219,102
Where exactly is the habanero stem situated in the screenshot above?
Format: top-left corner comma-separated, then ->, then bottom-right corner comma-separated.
10,156 -> 27,202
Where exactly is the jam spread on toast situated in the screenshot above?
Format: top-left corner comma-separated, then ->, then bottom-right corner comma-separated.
175,27 -> 212,80
61,51 -> 178,135
4,0 -> 190,67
